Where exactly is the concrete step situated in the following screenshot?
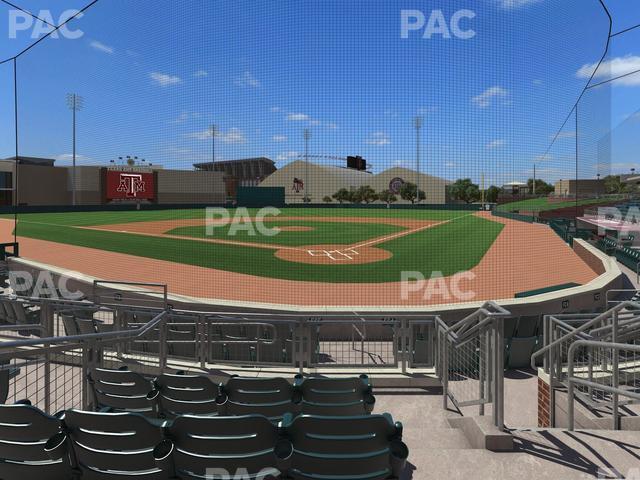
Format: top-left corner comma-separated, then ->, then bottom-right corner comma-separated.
402,427 -> 471,450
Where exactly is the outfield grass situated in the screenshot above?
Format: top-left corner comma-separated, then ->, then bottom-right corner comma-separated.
168,220 -> 403,247
496,196 -> 625,213
11,209 -> 503,282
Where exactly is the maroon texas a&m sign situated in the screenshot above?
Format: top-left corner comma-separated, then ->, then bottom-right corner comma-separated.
105,170 -> 155,200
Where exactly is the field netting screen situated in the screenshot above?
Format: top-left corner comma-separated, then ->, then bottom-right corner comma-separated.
0,0 -> 635,308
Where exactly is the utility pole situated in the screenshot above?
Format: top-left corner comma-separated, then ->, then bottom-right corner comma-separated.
304,129 -> 311,203
66,93 -> 84,206
415,116 -> 423,204
533,163 -> 536,196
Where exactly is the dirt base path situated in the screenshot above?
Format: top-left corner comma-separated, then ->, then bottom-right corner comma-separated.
0,214 -> 599,307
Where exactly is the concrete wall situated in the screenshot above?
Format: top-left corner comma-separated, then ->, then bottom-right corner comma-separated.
156,170 -> 225,204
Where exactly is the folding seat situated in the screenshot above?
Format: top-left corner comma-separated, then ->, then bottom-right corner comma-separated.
87,367 -> 156,416
167,325 -> 196,359
286,413 -> 408,480
61,313 -> 80,336
516,315 -> 539,338
60,409 -> 168,480
507,337 -> 538,369
10,301 -> 40,336
295,375 -> 376,416
502,317 -> 518,340
0,401 -> 72,480
163,414 -> 289,479
217,377 -> 298,421
150,372 -> 218,418
76,317 -> 98,335
0,301 -> 16,324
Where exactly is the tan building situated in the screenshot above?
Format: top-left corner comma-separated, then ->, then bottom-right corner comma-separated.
258,160 -> 448,204
554,179 -> 605,198
0,157 -> 225,206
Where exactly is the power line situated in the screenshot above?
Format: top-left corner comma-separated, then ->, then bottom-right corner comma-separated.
586,67 -> 640,90
610,22 -> 640,37
0,0 -> 56,28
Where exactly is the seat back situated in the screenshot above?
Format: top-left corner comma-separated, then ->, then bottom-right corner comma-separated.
0,404 -> 72,480
64,409 -> 167,480
296,376 -> 375,416
0,301 -> 16,323
516,315 -> 539,338
287,414 -> 406,480
61,313 -> 80,336
76,317 -> 97,335
153,373 -> 218,418
507,336 -> 539,369
88,368 -> 155,415
168,415 -> 281,479
219,377 -> 296,420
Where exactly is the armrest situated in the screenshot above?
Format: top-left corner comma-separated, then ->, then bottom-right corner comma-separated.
44,432 -> 68,460
14,398 -> 31,406
153,439 -> 175,476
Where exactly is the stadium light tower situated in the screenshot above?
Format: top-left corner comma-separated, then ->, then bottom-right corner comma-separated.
304,129 -> 311,203
209,124 -> 217,166
66,93 -> 84,206
414,116 -> 423,203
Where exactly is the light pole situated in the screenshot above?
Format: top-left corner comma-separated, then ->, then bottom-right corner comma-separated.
415,116 -> 423,203
209,125 -> 217,166
66,93 -> 84,206
304,129 -> 311,203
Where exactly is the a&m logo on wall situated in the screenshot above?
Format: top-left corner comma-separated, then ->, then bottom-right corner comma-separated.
292,177 -> 304,193
117,173 -> 146,198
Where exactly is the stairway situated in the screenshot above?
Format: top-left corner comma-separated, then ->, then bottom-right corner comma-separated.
377,389 -> 640,480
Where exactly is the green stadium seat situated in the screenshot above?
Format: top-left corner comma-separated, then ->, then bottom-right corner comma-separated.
61,409 -> 168,479
0,401 -> 72,480
285,413 -> 408,480
88,367 -> 156,416
217,377 -> 298,421
150,372 -> 218,419
516,315 -> 539,338
163,414 -> 287,479
295,375 -> 376,416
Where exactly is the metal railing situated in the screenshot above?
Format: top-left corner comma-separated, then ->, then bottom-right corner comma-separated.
567,341 -> 640,431
436,301 -> 511,430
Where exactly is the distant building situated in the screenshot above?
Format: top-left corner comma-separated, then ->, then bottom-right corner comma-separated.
193,158 -> 276,186
501,181 -> 529,195
258,160 -> 448,204
3,156 -> 56,167
554,179 -> 605,197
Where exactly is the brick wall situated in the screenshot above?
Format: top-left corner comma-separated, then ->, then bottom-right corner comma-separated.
538,377 -> 551,427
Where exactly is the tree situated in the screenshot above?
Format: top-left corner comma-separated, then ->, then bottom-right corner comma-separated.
526,178 -> 554,195
448,178 -> 480,204
399,182 -> 426,204
378,189 -> 398,207
354,185 -> 378,204
332,188 -> 352,204
484,185 -> 501,203
603,175 -> 626,194
322,196 -> 333,203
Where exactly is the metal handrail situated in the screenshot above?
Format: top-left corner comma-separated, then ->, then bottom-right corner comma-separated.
530,301 -> 640,370
567,340 -> 640,431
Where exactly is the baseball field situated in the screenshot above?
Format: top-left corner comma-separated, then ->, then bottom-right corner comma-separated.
0,207 -> 600,306
6,208 -> 503,283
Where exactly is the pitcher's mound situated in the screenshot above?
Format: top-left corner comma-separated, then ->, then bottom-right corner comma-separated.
275,244 -> 392,265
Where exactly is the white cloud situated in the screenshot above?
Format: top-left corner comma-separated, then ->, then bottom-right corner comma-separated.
532,79 -> 543,85
417,106 -> 438,115
577,55 -> 640,87
486,139 -> 506,149
235,71 -> 261,88
277,151 -> 300,161
150,72 -> 182,87
272,135 -> 287,142
55,153 -> 91,163
498,0 -> 542,8
170,112 -> 201,124
287,113 -> 310,121
270,107 -> 282,112
325,122 -> 338,130
185,127 -> 246,144
366,132 -> 391,146
194,70 -> 208,78
472,86 -> 509,108
89,40 -> 114,54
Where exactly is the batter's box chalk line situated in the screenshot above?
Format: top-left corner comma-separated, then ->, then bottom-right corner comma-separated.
307,248 -> 361,261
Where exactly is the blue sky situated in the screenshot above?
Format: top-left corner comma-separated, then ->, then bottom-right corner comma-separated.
0,0 -> 639,186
